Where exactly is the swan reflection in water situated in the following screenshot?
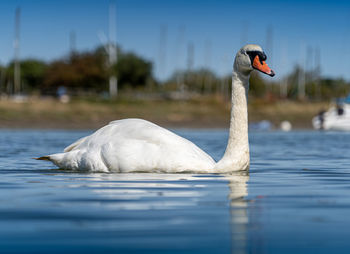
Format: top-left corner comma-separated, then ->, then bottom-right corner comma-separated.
63,172 -> 250,253
226,172 -> 250,254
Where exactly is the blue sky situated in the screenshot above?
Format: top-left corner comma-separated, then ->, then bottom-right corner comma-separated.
1,0 -> 350,81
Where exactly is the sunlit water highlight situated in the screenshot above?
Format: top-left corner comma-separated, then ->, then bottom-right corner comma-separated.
1,129 -> 350,253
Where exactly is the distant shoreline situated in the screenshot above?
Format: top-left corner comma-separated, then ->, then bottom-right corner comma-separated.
0,97 -> 328,130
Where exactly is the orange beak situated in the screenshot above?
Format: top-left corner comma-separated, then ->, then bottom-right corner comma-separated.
253,55 -> 275,77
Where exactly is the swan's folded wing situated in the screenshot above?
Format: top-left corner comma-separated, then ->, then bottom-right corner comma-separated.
64,136 -> 89,152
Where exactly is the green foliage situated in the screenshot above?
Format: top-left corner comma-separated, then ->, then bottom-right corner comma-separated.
43,50 -> 107,94
114,52 -> 153,88
317,78 -> 350,99
249,72 -> 267,97
6,59 -> 47,91
21,60 -> 47,91
167,68 -> 220,94
279,65 -> 350,100
1,44 -> 350,103
1,45 -> 155,95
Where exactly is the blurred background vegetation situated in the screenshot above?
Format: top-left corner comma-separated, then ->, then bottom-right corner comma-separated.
0,43 -> 346,129
1,44 -> 348,102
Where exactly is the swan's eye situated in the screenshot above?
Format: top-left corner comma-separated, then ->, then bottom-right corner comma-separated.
247,51 -> 267,66
246,51 -> 261,65
258,53 -> 264,65
259,52 -> 267,61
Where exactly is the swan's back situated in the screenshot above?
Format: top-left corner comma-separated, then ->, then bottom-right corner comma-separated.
46,119 -> 215,173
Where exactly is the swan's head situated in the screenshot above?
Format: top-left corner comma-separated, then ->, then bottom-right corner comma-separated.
234,44 -> 275,77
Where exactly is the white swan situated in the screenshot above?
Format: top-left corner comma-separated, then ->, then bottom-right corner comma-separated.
37,44 -> 274,173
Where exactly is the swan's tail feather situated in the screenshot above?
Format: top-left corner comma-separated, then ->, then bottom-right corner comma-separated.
35,152 -> 78,170
35,153 -> 64,164
35,156 -> 51,161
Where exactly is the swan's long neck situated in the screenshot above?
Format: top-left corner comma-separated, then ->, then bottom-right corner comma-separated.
215,68 -> 250,172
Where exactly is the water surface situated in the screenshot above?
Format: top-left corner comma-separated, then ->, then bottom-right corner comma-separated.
1,129 -> 350,253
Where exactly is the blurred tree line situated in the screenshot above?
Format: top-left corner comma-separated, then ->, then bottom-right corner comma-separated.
0,44 -> 349,101
0,45 -> 153,96
164,66 -> 350,101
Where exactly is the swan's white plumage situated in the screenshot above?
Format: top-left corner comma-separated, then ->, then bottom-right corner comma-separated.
49,118 -> 215,173
39,44 -> 274,173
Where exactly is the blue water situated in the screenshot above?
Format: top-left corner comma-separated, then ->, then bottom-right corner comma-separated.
1,129 -> 350,253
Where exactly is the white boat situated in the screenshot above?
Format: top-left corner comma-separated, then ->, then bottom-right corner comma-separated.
312,103 -> 350,131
